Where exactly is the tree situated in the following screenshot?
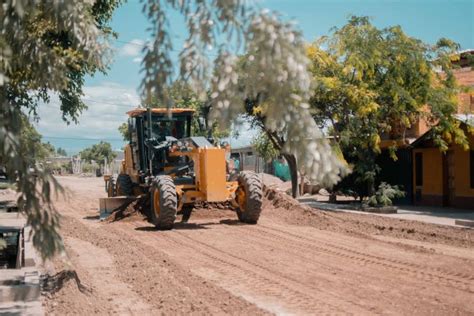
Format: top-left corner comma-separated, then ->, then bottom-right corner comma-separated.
56,147 -> 67,157
118,122 -> 130,142
19,115 -> 56,163
1,1 -> 121,259
166,81 -> 230,141
252,132 -> 279,163
80,141 -> 116,166
308,16 -> 469,199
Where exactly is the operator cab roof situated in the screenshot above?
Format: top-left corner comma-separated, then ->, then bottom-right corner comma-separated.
127,108 -> 195,117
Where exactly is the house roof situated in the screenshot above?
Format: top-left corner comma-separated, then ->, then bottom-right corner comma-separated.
454,114 -> 474,127
411,115 -> 473,148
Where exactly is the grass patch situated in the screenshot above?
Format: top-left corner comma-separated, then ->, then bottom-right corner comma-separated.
0,182 -> 15,190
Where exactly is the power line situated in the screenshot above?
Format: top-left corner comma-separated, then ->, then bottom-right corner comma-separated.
115,38 -> 220,57
42,135 -> 125,141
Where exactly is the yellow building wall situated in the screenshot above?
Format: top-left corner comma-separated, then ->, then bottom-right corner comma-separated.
413,148 -> 443,196
453,133 -> 474,197
413,132 -> 474,208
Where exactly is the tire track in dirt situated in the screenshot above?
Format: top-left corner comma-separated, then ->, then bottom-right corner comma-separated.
257,224 -> 474,293
171,221 -> 473,313
207,223 -> 455,306
127,221 -> 372,315
265,224 -> 474,281
53,214 -> 269,315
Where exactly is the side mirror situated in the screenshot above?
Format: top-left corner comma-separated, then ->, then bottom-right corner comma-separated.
198,116 -> 206,131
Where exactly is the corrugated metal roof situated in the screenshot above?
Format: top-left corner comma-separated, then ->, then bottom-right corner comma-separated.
411,114 -> 474,148
454,114 -> 474,127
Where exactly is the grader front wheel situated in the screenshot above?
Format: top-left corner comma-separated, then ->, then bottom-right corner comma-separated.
235,171 -> 263,224
150,176 -> 178,230
116,174 -> 133,196
107,178 -> 116,197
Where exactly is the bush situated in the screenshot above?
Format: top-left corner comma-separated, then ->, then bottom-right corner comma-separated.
81,163 -> 96,174
0,182 -> 15,190
367,182 -> 405,207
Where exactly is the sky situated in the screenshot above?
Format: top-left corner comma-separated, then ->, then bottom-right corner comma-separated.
35,0 -> 474,155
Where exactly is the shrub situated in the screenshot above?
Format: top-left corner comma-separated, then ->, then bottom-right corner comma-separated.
367,182 -> 405,207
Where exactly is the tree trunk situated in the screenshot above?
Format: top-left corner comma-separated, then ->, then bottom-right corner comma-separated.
283,154 -> 299,198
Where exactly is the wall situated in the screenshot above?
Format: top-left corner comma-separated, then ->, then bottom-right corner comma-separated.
413,148 -> 444,206
452,133 -> 474,207
413,133 -> 474,208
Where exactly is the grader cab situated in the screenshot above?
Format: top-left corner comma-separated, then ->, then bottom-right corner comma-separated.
104,108 -> 262,229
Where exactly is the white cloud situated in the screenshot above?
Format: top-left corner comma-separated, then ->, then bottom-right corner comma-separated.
32,82 -> 141,153
132,57 -> 142,63
119,39 -> 145,57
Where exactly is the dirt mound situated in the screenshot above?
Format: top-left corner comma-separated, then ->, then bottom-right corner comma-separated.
258,173 -> 291,192
263,186 -> 474,249
42,270 -> 89,295
259,173 -> 283,186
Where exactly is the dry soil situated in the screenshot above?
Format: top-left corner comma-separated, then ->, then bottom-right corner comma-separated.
40,176 -> 473,315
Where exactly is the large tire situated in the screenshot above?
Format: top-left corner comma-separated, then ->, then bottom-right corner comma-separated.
235,171 -> 263,224
116,174 -> 133,196
107,178 -> 116,197
150,176 -> 178,230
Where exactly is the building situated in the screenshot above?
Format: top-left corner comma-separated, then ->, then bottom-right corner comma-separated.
411,116 -> 474,208
376,49 -> 473,207
230,146 -> 265,173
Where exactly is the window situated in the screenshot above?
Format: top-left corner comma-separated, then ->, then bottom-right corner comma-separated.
470,150 -> 474,189
415,152 -> 423,186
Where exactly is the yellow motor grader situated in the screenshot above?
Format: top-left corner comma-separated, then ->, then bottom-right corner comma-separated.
104,108 -> 262,229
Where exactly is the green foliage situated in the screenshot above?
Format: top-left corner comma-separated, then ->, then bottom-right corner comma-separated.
367,182 -> 405,207
56,147 -> 67,157
252,132 -> 278,162
167,81 -> 230,140
81,162 -> 97,174
17,115 -> 58,164
308,16 -> 467,197
1,1 -> 119,259
123,80 -> 230,141
118,122 -> 130,142
0,182 -> 16,190
80,141 -> 116,166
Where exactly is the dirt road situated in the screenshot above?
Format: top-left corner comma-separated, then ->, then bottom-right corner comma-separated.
43,176 -> 474,315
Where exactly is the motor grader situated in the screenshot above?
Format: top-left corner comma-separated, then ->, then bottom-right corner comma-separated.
104,108 -> 262,229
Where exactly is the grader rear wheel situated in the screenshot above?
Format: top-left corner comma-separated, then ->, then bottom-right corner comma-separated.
235,171 -> 263,224
150,176 -> 178,230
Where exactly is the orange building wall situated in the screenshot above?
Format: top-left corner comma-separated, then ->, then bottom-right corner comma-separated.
413,148 -> 443,206
413,133 -> 474,208
453,133 -> 474,198
416,148 -> 443,195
